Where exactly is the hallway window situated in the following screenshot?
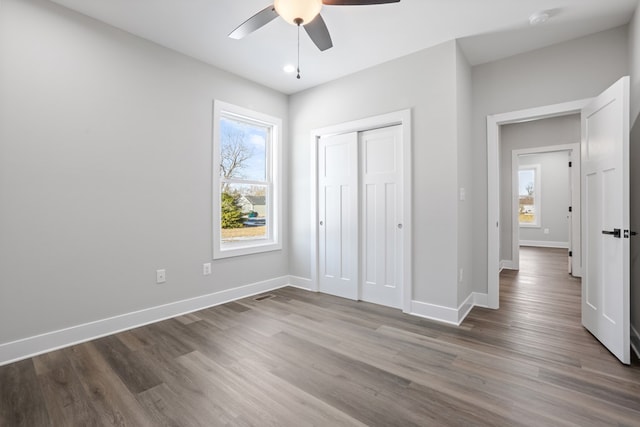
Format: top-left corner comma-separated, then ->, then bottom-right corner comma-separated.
518,165 -> 541,227
212,101 -> 282,259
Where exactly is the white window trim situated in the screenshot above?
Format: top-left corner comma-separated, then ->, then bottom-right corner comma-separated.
518,164 -> 541,228
212,100 -> 282,259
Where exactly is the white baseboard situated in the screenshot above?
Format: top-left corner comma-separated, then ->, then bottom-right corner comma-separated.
472,292 -> 489,308
287,275 -> 313,291
0,276 -> 291,367
410,292 -> 489,326
500,260 -> 516,271
519,240 -> 568,249
457,293 -> 475,324
632,325 -> 640,359
456,292 -> 490,324
410,300 -> 459,325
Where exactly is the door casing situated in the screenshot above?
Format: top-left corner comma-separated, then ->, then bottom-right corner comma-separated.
310,109 -> 412,312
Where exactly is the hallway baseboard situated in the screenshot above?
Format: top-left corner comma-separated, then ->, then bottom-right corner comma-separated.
520,240 -> 568,249
410,293 -> 488,326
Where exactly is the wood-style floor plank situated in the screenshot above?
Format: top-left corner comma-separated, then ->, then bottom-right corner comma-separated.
0,359 -> 51,427
1,247 -> 640,426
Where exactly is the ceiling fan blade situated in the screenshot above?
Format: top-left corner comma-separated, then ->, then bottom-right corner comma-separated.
228,5 -> 278,39
304,14 -> 333,51
322,0 -> 400,5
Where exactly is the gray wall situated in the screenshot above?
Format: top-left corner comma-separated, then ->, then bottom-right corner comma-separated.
628,2 -> 640,338
499,115 -> 579,261
0,0 -> 289,344
289,40 -> 463,308
518,152 -> 571,246
471,26 -> 629,294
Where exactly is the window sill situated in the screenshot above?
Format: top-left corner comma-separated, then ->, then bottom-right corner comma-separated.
213,240 -> 282,259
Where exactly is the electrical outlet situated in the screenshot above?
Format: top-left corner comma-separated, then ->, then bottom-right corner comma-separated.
544,228 -> 550,234
156,269 -> 166,284
459,187 -> 466,201
203,263 -> 212,276
459,268 -> 464,283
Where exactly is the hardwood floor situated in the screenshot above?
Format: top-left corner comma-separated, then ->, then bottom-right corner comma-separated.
2,247 -> 640,426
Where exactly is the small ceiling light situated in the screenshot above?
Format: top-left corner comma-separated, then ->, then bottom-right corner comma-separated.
274,0 -> 322,26
283,64 -> 296,73
529,11 -> 550,26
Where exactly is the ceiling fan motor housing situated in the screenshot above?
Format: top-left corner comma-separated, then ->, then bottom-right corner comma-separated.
274,0 -> 323,25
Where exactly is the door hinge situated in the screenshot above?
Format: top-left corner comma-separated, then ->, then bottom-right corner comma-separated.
568,161 -> 572,167
569,251 -> 572,257
568,206 -> 572,213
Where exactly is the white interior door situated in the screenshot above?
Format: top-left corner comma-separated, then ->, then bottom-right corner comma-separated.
318,132 -> 358,300
581,76 -> 630,364
360,126 -> 403,308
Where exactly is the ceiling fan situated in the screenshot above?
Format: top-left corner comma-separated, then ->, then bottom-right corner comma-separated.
229,0 -> 401,53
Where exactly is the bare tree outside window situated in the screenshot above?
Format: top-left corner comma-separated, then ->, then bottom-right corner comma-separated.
518,166 -> 540,226
220,126 -> 255,183
525,182 -> 534,196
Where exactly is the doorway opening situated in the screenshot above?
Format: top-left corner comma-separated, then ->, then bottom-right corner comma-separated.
486,99 -> 590,309
509,144 -> 581,277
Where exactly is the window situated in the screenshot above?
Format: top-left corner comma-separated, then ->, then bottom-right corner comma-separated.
213,101 -> 282,258
518,164 -> 541,227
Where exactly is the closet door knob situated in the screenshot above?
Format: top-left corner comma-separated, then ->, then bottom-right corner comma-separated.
397,224 -> 403,229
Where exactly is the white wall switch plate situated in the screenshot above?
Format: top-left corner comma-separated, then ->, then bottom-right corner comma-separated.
156,269 -> 166,284
203,263 -> 212,275
459,187 -> 466,201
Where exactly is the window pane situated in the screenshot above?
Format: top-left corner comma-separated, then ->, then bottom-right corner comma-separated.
518,169 -> 536,224
220,183 -> 268,243
220,117 -> 267,181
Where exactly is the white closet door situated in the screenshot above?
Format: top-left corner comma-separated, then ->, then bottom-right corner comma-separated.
360,125 -> 403,308
318,132 -> 358,300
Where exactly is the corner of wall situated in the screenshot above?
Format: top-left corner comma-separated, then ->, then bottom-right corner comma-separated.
632,325 -> 640,359
628,0 -> 640,344
455,40 -> 474,306
628,2 -> 640,125
629,119 -> 640,339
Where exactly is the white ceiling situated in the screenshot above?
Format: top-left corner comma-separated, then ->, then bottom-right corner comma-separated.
49,0 -> 638,95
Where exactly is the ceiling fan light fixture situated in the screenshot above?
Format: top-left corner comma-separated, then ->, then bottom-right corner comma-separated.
274,0 -> 322,25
